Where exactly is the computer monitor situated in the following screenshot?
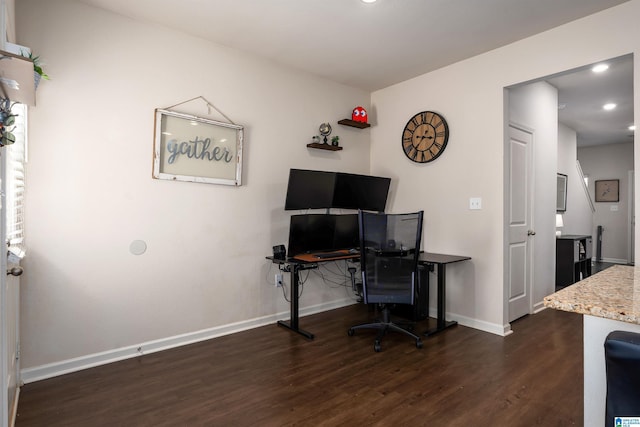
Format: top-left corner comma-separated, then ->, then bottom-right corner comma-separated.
284,169 -> 336,210
332,172 -> 391,212
284,168 -> 391,212
287,214 -> 359,257
332,214 -> 360,250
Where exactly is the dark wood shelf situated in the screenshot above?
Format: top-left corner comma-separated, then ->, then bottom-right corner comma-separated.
306,143 -> 343,151
556,235 -> 592,288
338,119 -> 371,129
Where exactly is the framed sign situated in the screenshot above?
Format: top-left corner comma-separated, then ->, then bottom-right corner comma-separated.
153,109 -> 243,186
595,179 -> 619,202
556,173 -> 567,212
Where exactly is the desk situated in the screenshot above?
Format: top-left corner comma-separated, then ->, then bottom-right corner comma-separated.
419,252 -> 471,336
267,252 -> 470,340
266,254 -> 358,339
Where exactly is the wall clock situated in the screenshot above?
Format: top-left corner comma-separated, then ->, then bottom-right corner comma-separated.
401,111 -> 449,163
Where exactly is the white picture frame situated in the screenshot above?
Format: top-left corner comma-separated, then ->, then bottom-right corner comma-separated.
557,173 -> 567,212
152,109 -> 243,186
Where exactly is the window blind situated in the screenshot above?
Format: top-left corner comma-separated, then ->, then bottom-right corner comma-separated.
5,103 -> 26,258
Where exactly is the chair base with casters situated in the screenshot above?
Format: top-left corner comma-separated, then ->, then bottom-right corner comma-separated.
348,304 -> 423,352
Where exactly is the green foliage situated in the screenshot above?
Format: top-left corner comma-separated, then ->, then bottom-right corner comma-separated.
22,50 -> 49,80
0,97 -> 18,147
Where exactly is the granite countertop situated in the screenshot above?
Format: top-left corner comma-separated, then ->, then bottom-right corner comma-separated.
544,264 -> 640,324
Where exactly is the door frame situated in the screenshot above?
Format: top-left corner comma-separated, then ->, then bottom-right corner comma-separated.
629,169 -> 635,265
1,149 -> 8,427
1,148 -> 20,427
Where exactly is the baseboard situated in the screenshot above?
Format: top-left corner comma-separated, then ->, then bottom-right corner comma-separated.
597,257 -> 628,265
445,311 -> 509,337
533,301 -> 546,314
10,386 -> 19,427
22,300 -> 511,383
21,298 -> 357,384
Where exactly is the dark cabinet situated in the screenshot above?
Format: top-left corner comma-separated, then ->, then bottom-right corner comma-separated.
556,235 -> 592,288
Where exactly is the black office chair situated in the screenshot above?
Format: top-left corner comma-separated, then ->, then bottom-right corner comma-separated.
348,210 -> 424,352
605,331 -> 640,426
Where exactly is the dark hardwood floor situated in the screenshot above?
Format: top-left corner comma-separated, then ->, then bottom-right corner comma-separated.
16,305 -> 583,426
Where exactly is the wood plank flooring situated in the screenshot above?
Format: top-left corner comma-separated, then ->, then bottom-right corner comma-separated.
15,305 -> 583,426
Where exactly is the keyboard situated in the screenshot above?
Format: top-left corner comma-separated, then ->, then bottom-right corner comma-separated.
314,251 -> 351,259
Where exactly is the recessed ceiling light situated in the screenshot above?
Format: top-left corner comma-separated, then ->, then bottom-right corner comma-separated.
603,103 -> 617,110
630,125 -> 636,131
592,63 -> 609,73
361,0 -> 377,3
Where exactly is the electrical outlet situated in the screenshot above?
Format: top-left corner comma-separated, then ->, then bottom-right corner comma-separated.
275,273 -> 283,287
469,197 -> 482,210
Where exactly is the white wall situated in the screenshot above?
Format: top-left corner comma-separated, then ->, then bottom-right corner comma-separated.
17,0 -> 371,375
558,123 -> 594,236
16,0 -> 640,378
371,0 -> 640,334
578,142 -> 634,263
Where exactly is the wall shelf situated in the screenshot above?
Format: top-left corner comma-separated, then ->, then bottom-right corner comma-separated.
0,50 -> 36,106
306,143 -> 342,151
338,119 -> 370,129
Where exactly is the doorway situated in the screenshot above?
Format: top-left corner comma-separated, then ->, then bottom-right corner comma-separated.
507,124 -> 534,322
505,54 -> 635,326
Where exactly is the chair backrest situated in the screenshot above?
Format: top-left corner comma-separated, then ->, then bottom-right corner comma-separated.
358,210 -> 423,305
605,330 -> 640,426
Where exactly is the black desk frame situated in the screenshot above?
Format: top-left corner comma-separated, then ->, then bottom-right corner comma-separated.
267,252 -> 470,340
267,256 -> 328,339
419,253 -> 471,337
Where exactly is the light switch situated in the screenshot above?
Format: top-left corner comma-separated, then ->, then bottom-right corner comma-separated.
611,205 -> 619,212
469,197 -> 482,210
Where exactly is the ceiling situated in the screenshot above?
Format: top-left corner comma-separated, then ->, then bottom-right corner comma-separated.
78,0 -> 633,146
545,55 -> 634,147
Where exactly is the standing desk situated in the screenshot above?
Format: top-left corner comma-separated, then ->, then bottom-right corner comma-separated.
266,254 -> 358,339
266,251 -> 471,340
419,252 -> 471,336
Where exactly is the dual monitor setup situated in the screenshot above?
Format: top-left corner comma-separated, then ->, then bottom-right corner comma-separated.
284,168 -> 391,258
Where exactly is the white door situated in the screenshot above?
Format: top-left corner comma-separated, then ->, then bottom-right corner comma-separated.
508,124 -> 534,322
1,148 -> 20,427
2,276 -> 20,427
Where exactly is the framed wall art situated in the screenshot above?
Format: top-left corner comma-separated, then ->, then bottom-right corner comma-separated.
594,179 -> 619,202
153,109 -> 244,186
556,173 -> 567,212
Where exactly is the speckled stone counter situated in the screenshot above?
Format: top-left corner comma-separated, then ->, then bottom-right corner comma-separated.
544,264 -> 640,426
544,264 -> 640,324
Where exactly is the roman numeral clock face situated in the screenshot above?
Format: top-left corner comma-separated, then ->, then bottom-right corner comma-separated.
402,111 -> 449,163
